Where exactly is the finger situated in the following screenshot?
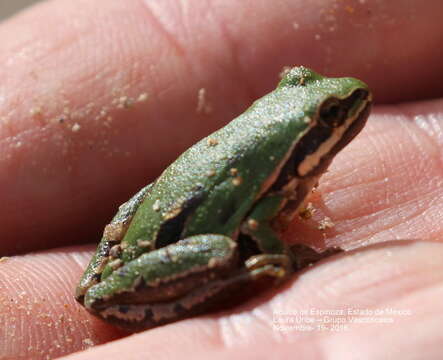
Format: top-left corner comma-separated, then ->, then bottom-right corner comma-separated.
284,99 -> 443,250
11,241 -> 439,360
1,0 -> 442,254
0,246 -> 127,360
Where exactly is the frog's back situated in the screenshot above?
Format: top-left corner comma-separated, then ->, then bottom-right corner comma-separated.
122,85 -> 312,254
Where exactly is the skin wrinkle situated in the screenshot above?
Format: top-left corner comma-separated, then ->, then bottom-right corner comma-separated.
312,129 -> 412,222
2,275 -> 58,352
365,121 -> 391,183
222,306 -> 272,345
410,119 -> 443,177
218,308 -> 268,347
1,3 -> 144,141
321,157 -> 393,218
322,186 -> 371,224
0,249 -> 123,357
139,0 -> 220,113
143,0 -> 260,113
321,156 -> 373,190
203,0 -> 260,105
4,47 -> 83,136
323,181 -> 440,247
389,116 -> 443,197
296,110 -> 443,248
333,260 -> 420,300
335,119 -> 441,209
342,198 -> 427,245
420,113 -> 443,143
140,1 -> 188,60
0,114 -> 63,149
338,283 -> 443,344
311,243 -> 441,301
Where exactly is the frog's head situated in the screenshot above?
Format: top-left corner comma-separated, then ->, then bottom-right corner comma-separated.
278,66 -> 372,179
271,67 -> 372,218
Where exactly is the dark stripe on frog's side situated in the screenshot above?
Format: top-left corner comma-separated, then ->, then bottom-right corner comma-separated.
153,144 -> 250,248
154,151 -> 247,248
270,88 -> 370,192
154,189 -> 206,249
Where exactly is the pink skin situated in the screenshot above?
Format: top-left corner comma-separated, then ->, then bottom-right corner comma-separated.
0,0 -> 442,359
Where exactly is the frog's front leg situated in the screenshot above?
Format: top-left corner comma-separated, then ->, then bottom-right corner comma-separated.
241,194 -> 343,277
241,194 -> 295,282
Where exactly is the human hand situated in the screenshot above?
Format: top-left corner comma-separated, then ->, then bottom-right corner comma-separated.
1,0 -> 442,359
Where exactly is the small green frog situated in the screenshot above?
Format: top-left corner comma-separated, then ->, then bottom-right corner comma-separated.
76,67 -> 372,331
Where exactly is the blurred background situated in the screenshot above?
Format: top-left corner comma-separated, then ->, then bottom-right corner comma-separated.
0,0 -> 42,21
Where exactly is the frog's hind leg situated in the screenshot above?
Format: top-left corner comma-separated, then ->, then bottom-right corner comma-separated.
84,232 -> 293,331
76,182 -> 155,299
83,234 -> 248,330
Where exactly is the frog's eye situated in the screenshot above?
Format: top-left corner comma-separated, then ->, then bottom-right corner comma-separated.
318,98 -> 346,128
318,89 -> 368,128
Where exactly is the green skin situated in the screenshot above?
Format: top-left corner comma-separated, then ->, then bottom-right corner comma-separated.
75,67 -> 372,331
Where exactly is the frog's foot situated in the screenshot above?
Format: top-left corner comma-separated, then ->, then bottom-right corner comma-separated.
245,253 -> 292,284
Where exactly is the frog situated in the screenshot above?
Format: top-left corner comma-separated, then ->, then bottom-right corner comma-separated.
75,66 -> 372,331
